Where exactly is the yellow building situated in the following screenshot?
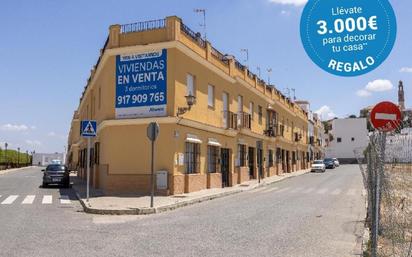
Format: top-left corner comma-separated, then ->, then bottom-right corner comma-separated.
67,16 -> 319,195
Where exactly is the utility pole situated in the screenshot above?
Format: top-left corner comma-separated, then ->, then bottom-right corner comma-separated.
194,9 -> 207,41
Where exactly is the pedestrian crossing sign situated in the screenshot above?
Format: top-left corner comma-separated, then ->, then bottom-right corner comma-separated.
81,120 -> 97,137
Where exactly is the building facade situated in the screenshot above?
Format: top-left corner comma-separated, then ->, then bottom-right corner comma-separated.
33,153 -> 66,166
324,118 -> 369,163
67,16 -> 320,195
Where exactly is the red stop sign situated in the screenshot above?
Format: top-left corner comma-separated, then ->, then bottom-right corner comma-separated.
370,101 -> 402,132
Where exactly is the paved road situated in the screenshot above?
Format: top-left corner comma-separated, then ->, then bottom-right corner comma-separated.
0,165 -> 365,257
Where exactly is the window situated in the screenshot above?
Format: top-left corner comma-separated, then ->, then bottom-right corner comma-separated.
207,146 -> 219,173
351,137 -> 355,142
208,85 -> 215,108
94,142 -> 100,165
237,144 -> 247,167
258,105 -> 263,124
337,137 -> 342,143
98,87 -> 102,109
249,102 -> 254,120
292,151 -> 296,164
185,142 -> 200,174
237,95 -> 243,113
268,150 -> 274,167
186,74 -> 195,96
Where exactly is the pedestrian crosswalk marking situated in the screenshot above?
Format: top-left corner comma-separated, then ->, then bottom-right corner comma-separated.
1,195 -> 19,205
42,195 -> 52,204
22,195 -> 36,204
331,189 -> 342,195
60,195 -> 71,204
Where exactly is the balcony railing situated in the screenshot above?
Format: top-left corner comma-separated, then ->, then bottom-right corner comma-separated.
264,125 -> 278,137
237,112 -> 251,129
180,22 -> 206,48
222,111 -> 238,130
211,47 -> 229,65
120,19 -> 166,34
235,60 -> 245,71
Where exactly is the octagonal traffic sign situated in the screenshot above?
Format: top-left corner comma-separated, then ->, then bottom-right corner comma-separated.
370,101 -> 402,132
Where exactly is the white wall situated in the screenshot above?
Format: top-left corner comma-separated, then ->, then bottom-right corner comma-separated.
32,153 -> 66,166
325,118 -> 369,159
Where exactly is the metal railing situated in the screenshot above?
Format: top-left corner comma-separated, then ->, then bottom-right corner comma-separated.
235,60 -> 245,71
237,112 -> 251,129
211,47 -> 229,65
222,111 -> 238,130
180,22 -> 206,48
120,19 -> 166,34
247,70 -> 256,80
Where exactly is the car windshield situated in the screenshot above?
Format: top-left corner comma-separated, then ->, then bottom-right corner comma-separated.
314,160 -> 323,164
46,165 -> 66,172
324,158 -> 333,162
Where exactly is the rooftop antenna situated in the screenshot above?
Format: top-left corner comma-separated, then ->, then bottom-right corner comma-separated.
291,88 -> 296,101
257,66 -> 261,77
284,87 -> 291,98
267,68 -> 272,85
240,49 -> 249,68
194,9 -> 207,41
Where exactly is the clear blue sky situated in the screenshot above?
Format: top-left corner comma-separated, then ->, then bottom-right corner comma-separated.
0,0 -> 410,153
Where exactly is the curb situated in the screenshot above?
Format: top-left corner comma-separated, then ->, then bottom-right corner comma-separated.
74,170 -> 310,215
0,166 -> 36,176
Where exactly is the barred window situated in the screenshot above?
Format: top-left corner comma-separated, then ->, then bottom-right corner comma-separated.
237,144 -> 247,167
185,142 -> 200,174
207,146 -> 220,173
268,149 -> 274,167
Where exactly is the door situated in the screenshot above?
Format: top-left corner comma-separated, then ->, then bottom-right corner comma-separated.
286,151 -> 290,173
257,148 -> 263,179
221,148 -> 230,187
248,147 -> 255,179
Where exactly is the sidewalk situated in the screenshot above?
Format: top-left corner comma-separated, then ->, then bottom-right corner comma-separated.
73,169 -> 311,215
0,166 -> 35,176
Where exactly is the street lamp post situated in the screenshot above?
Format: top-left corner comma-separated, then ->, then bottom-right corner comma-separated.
5,143 -> 8,169
17,147 -> 20,167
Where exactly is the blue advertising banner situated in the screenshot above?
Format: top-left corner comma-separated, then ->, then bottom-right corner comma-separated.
115,49 -> 167,118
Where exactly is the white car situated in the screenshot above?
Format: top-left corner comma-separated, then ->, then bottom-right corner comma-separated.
332,158 -> 340,167
311,160 -> 326,173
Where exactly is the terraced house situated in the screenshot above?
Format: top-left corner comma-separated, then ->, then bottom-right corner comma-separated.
67,16 -> 324,195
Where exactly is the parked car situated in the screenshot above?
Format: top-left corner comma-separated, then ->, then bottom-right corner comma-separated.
311,160 -> 326,173
323,158 -> 336,169
332,158 -> 340,167
42,164 -> 70,188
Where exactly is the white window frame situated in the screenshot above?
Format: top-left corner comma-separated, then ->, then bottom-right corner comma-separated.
208,85 -> 215,108
186,74 -> 195,96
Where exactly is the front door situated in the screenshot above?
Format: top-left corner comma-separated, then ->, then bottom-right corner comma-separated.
286,151 -> 290,173
221,148 -> 230,187
257,148 -> 263,179
248,147 -> 255,179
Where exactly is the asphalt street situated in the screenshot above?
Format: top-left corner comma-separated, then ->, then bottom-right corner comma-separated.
0,165 -> 365,257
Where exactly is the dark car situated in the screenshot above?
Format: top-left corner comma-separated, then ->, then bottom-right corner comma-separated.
42,164 -> 70,188
323,158 -> 335,169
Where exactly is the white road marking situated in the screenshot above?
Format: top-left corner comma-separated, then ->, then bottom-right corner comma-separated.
302,188 -> 315,194
60,195 -> 71,204
22,195 -> 35,204
331,189 -> 342,195
1,195 -> 19,204
347,189 -> 356,196
42,195 -> 52,204
317,188 -> 328,194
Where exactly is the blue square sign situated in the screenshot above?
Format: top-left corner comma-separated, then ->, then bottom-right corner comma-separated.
81,120 -> 97,137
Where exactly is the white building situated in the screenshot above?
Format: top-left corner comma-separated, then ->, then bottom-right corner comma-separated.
32,153 -> 66,166
325,118 -> 369,163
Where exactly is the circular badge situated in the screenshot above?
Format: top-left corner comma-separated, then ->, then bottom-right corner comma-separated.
300,0 -> 397,77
